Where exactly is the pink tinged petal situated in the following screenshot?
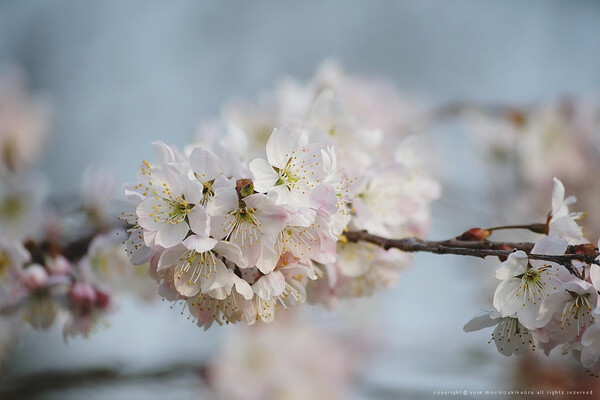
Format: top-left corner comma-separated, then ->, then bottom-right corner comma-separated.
158,246 -> 186,271
214,241 -> 246,268
309,184 -> 338,216
232,275 -> 254,300
152,141 -> 185,164
495,251 -> 528,280
537,291 -> 570,328
189,146 -> 223,182
182,235 -> 217,253
463,310 -> 498,332
548,216 -> 587,245
551,177 -> 566,217
531,236 -> 568,256
493,279 -> 522,317
200,258 -> 229,293
591,265 -> 600,291
207,185 -> 238,216
255,246 -> 279,274
136,198 -> 164,230
516,300 -> 542,330
253,271 -> 285,300
155,222 -> 189,248
249,158 -> 279,193
161,163 -> 187,196
265,126 -> 300,168
581,322 -> 600,347
188,205 -> 210,236
180,174 -> 203,204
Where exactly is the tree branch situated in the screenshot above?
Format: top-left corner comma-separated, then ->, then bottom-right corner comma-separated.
344,231 -> 600,277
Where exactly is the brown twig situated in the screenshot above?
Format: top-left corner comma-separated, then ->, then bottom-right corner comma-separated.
344,230 -> 599,278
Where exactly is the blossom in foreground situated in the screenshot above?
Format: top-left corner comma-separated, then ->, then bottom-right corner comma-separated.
122,64 -> 441,328
463,308 -> 535,356
493,237 -> 568,330
536,280 -> 597,355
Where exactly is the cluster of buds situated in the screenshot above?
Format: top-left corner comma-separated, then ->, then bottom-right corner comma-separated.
0,71 -> 151,340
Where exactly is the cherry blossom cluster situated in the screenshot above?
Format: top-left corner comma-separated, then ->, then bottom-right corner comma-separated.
464,178 -> 600,374
122,63 -> 440,327
0,72 -> 152,342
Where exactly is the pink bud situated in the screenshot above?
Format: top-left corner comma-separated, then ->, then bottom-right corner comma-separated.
69,282 -> 97,310
95,289 -> 110,309
46,255 -> 72,276
21,264 -> 49,290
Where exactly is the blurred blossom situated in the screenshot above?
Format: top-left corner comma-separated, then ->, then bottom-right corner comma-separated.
205,312 -> 368,400
0,68 -> 50,175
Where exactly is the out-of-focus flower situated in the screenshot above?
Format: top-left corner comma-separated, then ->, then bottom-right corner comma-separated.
205,312 -> 367,400
0,70 -> 50,174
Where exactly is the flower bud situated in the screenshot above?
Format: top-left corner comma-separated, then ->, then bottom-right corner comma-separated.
496,244 -> 514,262
46,255 -> 71,276
95,289 -> 111,310
21,264 -> 49,290
572,243 -> 597,256
457,228 -> 491,241
69,282 -> 97,310
236,179 -> 255,198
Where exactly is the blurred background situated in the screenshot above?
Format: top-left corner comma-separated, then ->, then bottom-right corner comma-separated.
1,1 -> 600,399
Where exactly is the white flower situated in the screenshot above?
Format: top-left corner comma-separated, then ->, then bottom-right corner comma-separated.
493,237 -> 568,330
0,70 -> 50,173
211,193 -> 287,270
187,269 -> 255,329
581,309 -> 600,373
253,257 -> 316,322
81,167 -> 115,224
20,264 -> 49,290
548,177 -> 586,245
536,280 -> 597,354
352,167 -> 440,238
0,174 -> 46,241
463,308 -> 535,356
187,146 -> 238,215
158,235 -> 246,297
136,163 -> 209,248
0,240 -> 30,279
249,127 -> 326,208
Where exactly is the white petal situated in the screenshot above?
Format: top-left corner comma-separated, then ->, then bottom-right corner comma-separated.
157,246 -> 186,271
253,271 -> 285,300
531,236 -> 568,256
182,235 -> 217,253
232,275 -> 254,300
249,158 -> 279,193
265,127 -> 300,168
155,222 -> 189,248
214,241 -> 246,268
495,251 -> 528,280
591,265 -> 600,291
463,310 -> 498,332
551,177 -> 566,217
188,205 -> 210,236
189,146 -> 223,182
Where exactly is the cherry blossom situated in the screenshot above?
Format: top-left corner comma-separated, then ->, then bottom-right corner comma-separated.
493,237 -> 568,330
463,308 -> 535,356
